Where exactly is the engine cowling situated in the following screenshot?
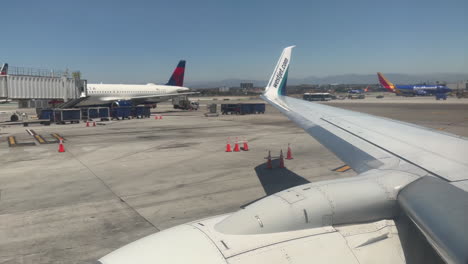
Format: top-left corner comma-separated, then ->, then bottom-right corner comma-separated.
215,170 -> 418,235
111,100 -> 133,108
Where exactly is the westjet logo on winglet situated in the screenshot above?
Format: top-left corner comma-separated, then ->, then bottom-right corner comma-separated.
273,58 -> 288,88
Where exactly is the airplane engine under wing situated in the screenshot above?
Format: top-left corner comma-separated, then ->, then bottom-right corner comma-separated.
215,170 -> 417,235
111,100 -> 133,107
99,170 -> 418,264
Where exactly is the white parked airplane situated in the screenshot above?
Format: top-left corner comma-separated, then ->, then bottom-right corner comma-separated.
79,60 -> 195,107
97,47 -> 468,264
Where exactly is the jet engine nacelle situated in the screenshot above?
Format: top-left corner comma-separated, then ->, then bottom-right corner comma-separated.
215,170 -> 418,235
98,170 -> 421,264
111,100 -> 133,108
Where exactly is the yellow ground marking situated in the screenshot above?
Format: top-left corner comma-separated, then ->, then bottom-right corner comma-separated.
34,135 -> 46,144
336,165 -> 351,172
8,136 -> 16,146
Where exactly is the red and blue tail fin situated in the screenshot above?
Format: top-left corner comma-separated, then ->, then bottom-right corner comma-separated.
377,72 -> 396,93
166,60 -> 186,86
0,63 -> 8,75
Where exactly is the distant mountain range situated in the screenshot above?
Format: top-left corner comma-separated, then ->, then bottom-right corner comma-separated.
186,73 -> 468,88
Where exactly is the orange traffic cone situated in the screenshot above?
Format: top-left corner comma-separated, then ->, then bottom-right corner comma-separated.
58,139 -> 65,153
286,143 -> 293,160
266,150 -> 272,169
93,121 -> 96,127
242,140 -> 249,151
233,138 -> 240,152
279,150 -> 285,168
86,121 -> 89,127
159,115 -> 163,119
225,138 -> 232,152
154,115 -> 159,120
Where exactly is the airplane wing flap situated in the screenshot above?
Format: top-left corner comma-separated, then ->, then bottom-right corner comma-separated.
100,97 -> 123,101
320,114 -> 468,182
265,94 -> 468,181
263,95 -> 402,175
131,92 -> 198,100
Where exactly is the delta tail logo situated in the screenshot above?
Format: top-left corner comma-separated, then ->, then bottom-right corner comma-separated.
166,60 -> 186,87
0,63 -> 8,76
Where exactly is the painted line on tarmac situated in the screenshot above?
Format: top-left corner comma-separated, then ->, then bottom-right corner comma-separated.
8,136 -> 16,147
332,165 -> 352,172
7,136 -> 36,147
34,135 -> 47,144
51,133 -> 65,142
26,129 -> 58,144
25,129 -> 34,136
65,148 -> 161,232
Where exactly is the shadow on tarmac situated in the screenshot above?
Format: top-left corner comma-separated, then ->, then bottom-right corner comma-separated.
254,159 -> 310,196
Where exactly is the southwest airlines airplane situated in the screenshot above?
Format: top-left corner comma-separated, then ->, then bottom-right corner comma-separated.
80,60 -> 194,107
377,72 -> 451,97
97,47 -> 468,264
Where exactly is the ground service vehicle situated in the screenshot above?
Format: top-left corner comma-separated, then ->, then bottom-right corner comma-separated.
173,97 -> 199,110
303,93 -> 333,101
348,94 -> 365,99
221,103 -> 265,115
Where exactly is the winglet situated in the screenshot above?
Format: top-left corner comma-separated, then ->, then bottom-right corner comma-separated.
0,63 -> 8,76
377,72 -> 396,93
264,46 -> 295,99
166,60 -> 186,86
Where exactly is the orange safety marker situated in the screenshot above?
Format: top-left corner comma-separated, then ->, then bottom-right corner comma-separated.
286,143 -> 293,160
154,115 -> 159,120
225,138 -> 232,152
86,121 -> 90,127
233,138 -> 240,152
279,149 -> 285,168
159,115 -> 163,119
242,139 -> 249,151
93,121 -> 96,127
266,150 -> 272,169
58,139 -> 65,153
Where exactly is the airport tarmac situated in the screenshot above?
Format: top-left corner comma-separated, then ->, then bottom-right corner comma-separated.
0,96 -> 467,264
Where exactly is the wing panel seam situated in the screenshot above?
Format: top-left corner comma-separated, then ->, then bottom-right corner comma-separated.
320,118 -> 446,182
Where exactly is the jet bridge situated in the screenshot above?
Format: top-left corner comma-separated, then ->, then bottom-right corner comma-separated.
0,64 -> 87,104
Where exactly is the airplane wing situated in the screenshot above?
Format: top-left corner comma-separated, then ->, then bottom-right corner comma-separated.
98,46 -> 468,264
258,46 -> 468,263
261,46 -> 468,182
96,92 -> 199,102
129,91 -> 199,100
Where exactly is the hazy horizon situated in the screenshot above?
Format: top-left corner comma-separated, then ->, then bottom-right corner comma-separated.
2,0 -> 467,83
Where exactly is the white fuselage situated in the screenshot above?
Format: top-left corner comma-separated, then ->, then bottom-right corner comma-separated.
81,83 -> 189,106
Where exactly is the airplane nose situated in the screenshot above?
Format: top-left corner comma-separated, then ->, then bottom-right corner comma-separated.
98,225 -> 227,264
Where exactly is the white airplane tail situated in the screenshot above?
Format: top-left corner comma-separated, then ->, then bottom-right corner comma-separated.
264,46 -> 295,99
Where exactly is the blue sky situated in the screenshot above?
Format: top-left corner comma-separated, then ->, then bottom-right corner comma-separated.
2,0 -> 467,84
